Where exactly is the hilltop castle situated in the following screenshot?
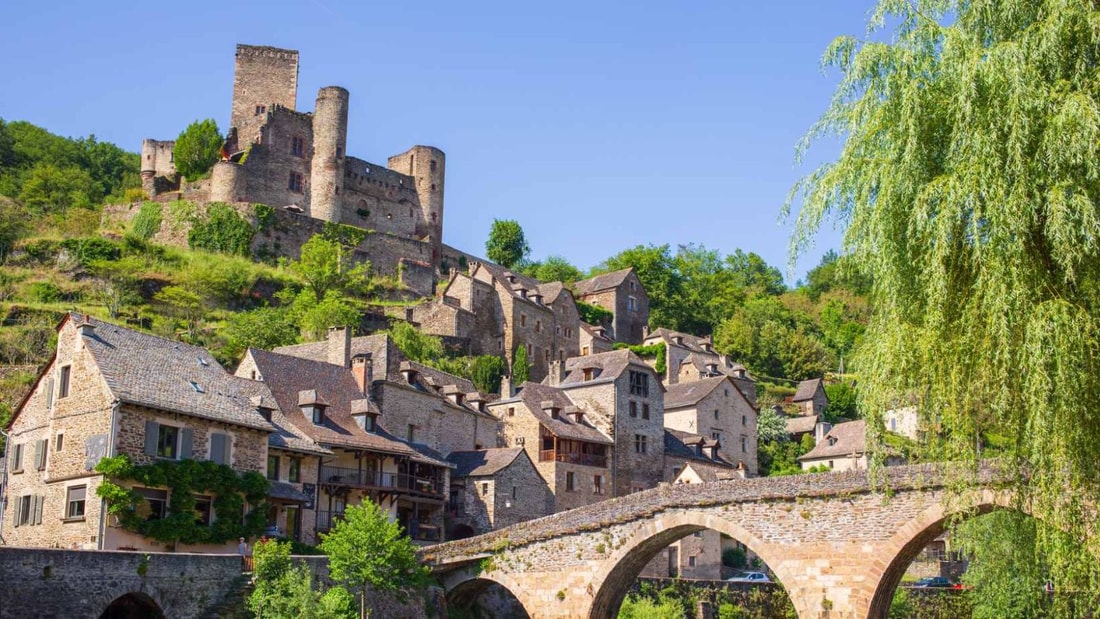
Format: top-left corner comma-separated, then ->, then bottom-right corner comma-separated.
138,44 -> 448,276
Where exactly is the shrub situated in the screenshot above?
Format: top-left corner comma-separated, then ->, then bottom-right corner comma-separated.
59,236 -> 121,267
173,119 -> 222,180
722,546 -> 747,568
130,202 -> 163,240
27,281 -> 62,304
188,203 -> 254,256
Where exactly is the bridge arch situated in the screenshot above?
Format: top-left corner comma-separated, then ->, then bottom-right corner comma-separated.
588,509 -> 791,619
98,592 -> 166,619
864,489 -> 1014,618
443,567 -> 532,617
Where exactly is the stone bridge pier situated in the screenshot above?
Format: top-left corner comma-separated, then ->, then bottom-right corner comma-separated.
425,465 -> 1023,619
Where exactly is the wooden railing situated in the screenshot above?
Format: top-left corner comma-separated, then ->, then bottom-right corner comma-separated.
538,450 -> 607,468
319,466 -> 444,497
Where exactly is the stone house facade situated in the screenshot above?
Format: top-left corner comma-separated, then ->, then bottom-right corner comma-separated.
792,378 -> 829,417
573,268 -> 649,345
579,322 -> 614,356
663,376 -> 759,476
3,313 -> 325,553
444,448 -> 552,537
642,328 -> 757,405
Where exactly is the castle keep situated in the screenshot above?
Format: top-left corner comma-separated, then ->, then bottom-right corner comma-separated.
140,44 -> 446,266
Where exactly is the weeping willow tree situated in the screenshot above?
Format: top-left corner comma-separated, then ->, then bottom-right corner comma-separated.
788,0 -> 1100,605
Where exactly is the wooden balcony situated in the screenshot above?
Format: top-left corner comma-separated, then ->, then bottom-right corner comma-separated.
538,450 -> 607,468
320,465 -> 444,498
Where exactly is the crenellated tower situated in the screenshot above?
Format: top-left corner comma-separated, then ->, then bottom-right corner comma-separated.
309,86 -> 349,223
230,44 -> 299,147
388,145 -> 446,253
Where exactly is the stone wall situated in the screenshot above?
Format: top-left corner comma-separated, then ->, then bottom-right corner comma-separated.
231,44 -> 300,146
240,106 -> 314,210
0,547 -> 245,619
373,382 -> 498,454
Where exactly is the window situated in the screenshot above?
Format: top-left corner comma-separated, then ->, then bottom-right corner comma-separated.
629,371 -> 649,397
288,172 -> 303,193
712,431 -> 722,441
583,368 -> 595,381
642,403 -> 650,420
688,556 -> 697,567
630,280 -> 637,292
291,136 -> 304,157
254,105 -> 266,115
407,424 -> 416,442
627,296 -> 638,312
430,159 -> 437,172
566,472 -> 575,492
512,486 -> 517,500
693,531 -> 703,538
136,488 -> 168,521
481,482 -> 489,495
34,438 -> 47,470
267,455 -> 280,481
520,314 -> 527,327
58,365 -> 71,398
55,433 -> 64,452
741,435 -> 748,453
629,401 -> 638,418
15,495 -> 41,527
634,434 -> 647,454
157,425 -> 179,459
535,320 -> 541,333
582,346 -> 590,356
210,432 -> 231,465
193,495 -> 212,526
556,326 -> 561,336
714,409 -> 720,420
312,406 -> 324,425
725,388 -> 730,397
593,475 -> 603,495
742,414 -> 747,426
507,407 -> 515,417
288,458 -> 301,483
65,486 -> 85,519
10,443 -> 23,472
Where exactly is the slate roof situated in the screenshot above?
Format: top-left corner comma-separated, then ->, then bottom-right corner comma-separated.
268,481 -> 313,502
664,376 -> 728,409
446,448 -> 524,478
72,314 -> 273,431
573,268 -> 634,296
793,378 -> 826,403
500,382 -> 614,445
664,429 -> 734,468
560,349 -> 653,386
580,322 -> 613,342
786,414 -> 820,436
245,349 -> 449,466
679,352 -> 748,376
799,419 -> 866,461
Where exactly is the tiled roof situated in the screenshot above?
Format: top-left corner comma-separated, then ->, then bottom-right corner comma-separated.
268,481 -> 313,502
799,419 -> 866,461
507,382 -> 613,445
664,376 -> 727,409
560,349 -> 652,386
574,268 -> 634,296
664,429 -> 733,468
679,352 -> 749,376
245,349 -> 447,466
785,414 -> 820,435
793,378 -> 826,403
446,448 -> 524,477
73,314 -> 273,431
580,322 -> 613,342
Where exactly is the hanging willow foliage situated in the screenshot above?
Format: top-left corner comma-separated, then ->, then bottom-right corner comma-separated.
788,0 -> 1100,602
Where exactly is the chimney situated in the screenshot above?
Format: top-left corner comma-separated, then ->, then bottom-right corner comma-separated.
442,385 -> 464,405
75,316 -> 96,338
327,326 -> 352,368
351,353 -> 373,395
548,360 -> 564,386
565,405 -> 584,424
815,421 -> 832,443
642,325 -> 650,338
541,400 -> 561,419
500,375 -> 514,398
399,361 -> 418,384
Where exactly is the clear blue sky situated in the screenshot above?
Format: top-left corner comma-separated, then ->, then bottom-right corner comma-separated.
0,1 -> 872,283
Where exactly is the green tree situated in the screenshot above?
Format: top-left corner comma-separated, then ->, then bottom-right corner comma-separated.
290,235 -> 370,301
512,344 -> 530,385
87,257 -> 143,319
756,405 -> 790,444
0,196 -> 27,263
789,0 -> 1100,597
173,119 -> 222,180
225,307 -> 299,358
824,382 -> 858,421
593,244 -> 683,330
470,355 -> 507,395
17,163 -> 95,213
319,502 -> 428,619
485,219 -> 529,268
520,255 -> 583,284
387,321 -> 444,363
296,291 -> 360,342
249,539 -> 355,619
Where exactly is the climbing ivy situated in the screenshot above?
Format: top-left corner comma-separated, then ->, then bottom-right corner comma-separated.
95,455 -> 270,546
188,202 -> 255,256
576,300 -> 613,325
253,203 -> 276,233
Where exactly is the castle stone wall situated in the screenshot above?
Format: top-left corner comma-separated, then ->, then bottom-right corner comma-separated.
232,44 -> 299,146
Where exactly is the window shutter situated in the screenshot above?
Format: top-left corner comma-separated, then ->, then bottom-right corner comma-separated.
35,439 -> 46,470
12,497 -> 20,528
33,495 -> 43,525
180,429 -> 194,460
9,444 -> 19,471
144,421 -> 159,456
46,377 -> 54,410
210,433 -> 226,465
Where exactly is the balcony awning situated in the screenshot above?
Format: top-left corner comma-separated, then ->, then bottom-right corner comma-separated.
268,481 -> 311,503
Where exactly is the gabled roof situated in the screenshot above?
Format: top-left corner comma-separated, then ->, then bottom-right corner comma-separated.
501,382 -> 613,445
786,414 -> 820,435
70,314 -> 273,431
664,376 -> 728,409
560,349 -> 655,386
675,462 -> 740,483
799,419 -> 866,461
679,352 -> 749,376
664,429 -> 734,468
446,448 -> 526,477
580,322 -> 613,342
245,349 -> 448,466
793,378 -> 827,403
573,268 -> 635,296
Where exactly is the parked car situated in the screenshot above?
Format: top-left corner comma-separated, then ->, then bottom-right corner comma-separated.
726,572 -> 771,584
912,576 -> 953,588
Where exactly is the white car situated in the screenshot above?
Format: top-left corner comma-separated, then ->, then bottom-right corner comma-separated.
726,571 -> 771,584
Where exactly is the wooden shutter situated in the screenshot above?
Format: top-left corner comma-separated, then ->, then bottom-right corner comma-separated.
45,377 -> 54,410
210,433 -> 226,465
180,428 -> 194,460
144,421 -> 159,456
33,495 -> 43,525
34,439 -> 46,470
9,444 -> 20,471
12,497 -> 20,528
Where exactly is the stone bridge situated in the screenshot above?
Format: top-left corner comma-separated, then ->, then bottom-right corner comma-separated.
0,547 -> 246,618
423,463 -> 1024,619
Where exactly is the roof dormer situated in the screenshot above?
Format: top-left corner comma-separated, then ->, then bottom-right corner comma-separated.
442,384 -> 464,405
541,400 -> 561,419
251,395 -> 275,423
298,389 -> 329,425
350,398 -> 379,432
566,406 -> 584,424
671,334 -> 684,346
466,392 -> 487,412
399,361 -> 418,384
